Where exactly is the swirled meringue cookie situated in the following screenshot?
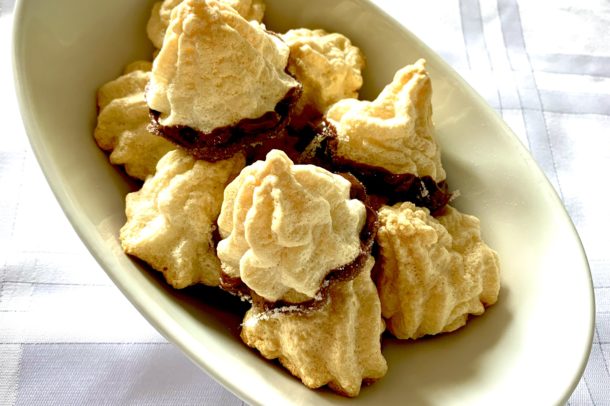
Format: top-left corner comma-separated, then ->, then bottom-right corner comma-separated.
282,28 -> 365,115
217,149 -> 366,303
146,0 -> 299,135
326,59 -> 446,181
241,257 -> 387,397
120,149 -> 245,288
146,0 -> 265,49
94,61 -> 175,180
375,202 -> 500,339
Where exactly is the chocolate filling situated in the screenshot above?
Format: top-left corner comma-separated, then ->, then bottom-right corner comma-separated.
149,86 -> 302,163
291,119 -> 452,215
219,174 -> 378,314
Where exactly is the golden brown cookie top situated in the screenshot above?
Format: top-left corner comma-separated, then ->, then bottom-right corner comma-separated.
282,28 -> 365,114
120,149 -> 245,288
217,149 -> 366,303
376,202 -> 500,339
327,59 -> 446,181
146,0 -> 299,134
146,0 -> 265,49
240,256 -> 387,397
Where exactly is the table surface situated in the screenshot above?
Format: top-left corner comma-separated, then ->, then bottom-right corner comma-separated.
1,0 -> 609,405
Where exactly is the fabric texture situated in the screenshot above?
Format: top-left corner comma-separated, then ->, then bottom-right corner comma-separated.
1,0 -> 608,404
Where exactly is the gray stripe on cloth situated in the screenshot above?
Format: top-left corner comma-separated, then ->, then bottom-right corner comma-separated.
459,0 -> 492,71
15,343 -> 246,406
582,330 -> 610,405
531,53 -> 610,78
496,0 -> 530,70
590,260 -> 610,288
497,0 -> 562,194
0,0 -> 15,16
569,372 -> 595,405
0,344 -> 22,406
597,312 -> 610,347
540,91 -> 610,116
459,0 -> 503,110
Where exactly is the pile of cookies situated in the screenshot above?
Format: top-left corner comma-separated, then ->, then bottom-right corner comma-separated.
94,0 -> 500,397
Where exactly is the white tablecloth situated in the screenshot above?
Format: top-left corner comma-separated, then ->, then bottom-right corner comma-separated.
1,0 -> 608,404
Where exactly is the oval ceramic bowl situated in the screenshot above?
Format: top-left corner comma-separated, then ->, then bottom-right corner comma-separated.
13,0 -> 594,404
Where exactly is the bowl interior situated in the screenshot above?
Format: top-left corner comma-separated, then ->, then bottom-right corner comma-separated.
13,0 -> 594,404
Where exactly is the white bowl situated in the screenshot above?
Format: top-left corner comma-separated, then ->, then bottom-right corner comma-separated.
13,0 -> 594,404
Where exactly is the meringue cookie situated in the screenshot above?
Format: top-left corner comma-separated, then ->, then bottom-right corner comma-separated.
282,28 -> 365,114
217,149 -> 366,303
94,62 -> 175,180
375,202 -> 500,339
326,59 -> 446,181
146,0 -> 299,134
146,0 -> 265,49
120,149 -> 245,288
241,257 -> 387,397
96,61 -> 152,110
122,60 -> 154,75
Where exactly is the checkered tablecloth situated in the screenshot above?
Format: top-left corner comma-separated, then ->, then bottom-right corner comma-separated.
1,0 -> 608,404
